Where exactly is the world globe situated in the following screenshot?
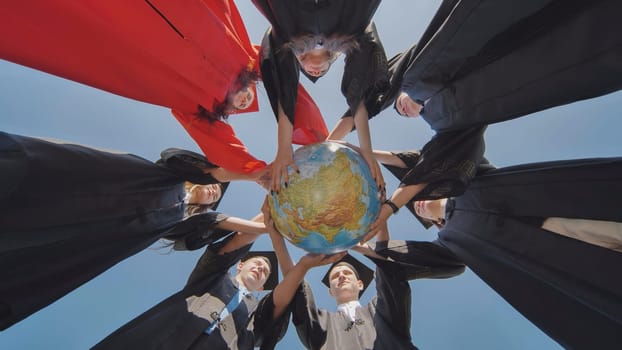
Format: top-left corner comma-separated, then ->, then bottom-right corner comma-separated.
268,142 -> 381,254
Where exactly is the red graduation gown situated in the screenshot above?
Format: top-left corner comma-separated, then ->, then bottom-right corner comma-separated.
0,0 -> 327,173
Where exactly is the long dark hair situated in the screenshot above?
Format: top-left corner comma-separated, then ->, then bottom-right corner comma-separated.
196,68 -> 259,122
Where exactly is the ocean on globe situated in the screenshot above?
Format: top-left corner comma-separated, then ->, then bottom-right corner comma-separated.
268,142 -> 381,254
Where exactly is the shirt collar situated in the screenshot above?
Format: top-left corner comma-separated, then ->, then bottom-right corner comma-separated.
337,300 -> 362,322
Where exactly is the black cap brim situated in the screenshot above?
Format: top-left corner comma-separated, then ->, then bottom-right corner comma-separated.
321,254 -> 374,297
242,251 -> 278,291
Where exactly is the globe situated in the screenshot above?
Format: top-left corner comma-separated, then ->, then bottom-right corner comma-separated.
268,142 -> 381,254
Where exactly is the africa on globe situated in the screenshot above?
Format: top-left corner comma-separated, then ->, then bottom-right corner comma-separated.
268,142 -> 381,254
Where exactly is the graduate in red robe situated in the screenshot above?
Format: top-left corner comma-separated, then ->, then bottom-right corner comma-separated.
0,0 -> 327,174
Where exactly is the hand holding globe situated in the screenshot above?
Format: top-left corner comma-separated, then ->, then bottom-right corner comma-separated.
268,142 -> 382,254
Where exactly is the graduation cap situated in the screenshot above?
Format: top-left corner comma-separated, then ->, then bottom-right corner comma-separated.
321,254 -> 374,297
241,251 -> 278,291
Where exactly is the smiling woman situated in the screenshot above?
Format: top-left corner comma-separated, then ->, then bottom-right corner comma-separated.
0,132 -> 263,330
0,0 -> 328,175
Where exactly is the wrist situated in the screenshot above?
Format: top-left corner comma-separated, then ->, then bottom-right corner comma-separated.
382,199 -> 399,214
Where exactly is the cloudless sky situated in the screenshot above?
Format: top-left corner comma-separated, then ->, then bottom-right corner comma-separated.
1,1 -> 620,349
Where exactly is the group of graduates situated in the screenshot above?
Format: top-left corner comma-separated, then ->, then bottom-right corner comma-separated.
1,0 -> 622,349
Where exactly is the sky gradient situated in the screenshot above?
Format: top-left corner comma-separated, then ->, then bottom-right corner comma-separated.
1,2 -> 621,349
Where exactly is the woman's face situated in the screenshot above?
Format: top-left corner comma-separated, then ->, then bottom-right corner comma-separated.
188,184 -> 222,205
297,48 -> 331,77
414,200 -> 443,222
230,86 -> 255,110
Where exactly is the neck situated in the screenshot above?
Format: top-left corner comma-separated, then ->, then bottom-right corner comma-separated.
335,295 -> 359,305
234,274 -> 251,292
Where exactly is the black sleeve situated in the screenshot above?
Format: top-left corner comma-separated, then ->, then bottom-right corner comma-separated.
163,212 -> 231,251
372,258 -> 413,341
382,150 -> 422,182
292,281 -> 328,349
373,240 -> 465,280
339,44 -> 417,131
341,23 -> 390,119
252,291 -> 291,350
258,29 -> 301,124
184,237 -> 253,288
400,126 -> 487,200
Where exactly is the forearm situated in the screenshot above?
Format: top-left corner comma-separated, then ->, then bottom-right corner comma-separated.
210,167 -> 265,183
217,214 -> 264,254
327,117 -> 354,141
270,232 -> 295,276
271,262 -> 311,319
373,150 -> 407,168
216,215 -> 266,235
353,102 -> 372,153
389,183 -> 428,209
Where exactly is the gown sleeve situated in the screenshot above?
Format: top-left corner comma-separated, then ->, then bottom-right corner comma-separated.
251,291 -> 291,350
398,126 -> 487,200
172,110 -> 267,174
185,236 -> 253,288
292,281 -> 328,349
372,240 -> 465,280
163,212 -> 232,251
371,258 -> 413,342
258,30 -> 301,124
341,23 -> 390,119
291,83 -> 329,144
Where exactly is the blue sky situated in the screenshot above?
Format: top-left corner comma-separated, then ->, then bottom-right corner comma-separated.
1,1 -> 621,349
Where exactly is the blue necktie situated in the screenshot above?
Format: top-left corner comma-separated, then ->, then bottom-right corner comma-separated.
205,287 -> 249,335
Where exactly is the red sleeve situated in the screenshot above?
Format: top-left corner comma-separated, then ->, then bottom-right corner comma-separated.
172,110 -> 266,174
291,84 -> 328,145
0,0 -> 257,114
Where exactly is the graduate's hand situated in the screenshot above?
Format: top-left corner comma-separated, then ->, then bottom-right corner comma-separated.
362,203 -> 393,244
270,145 -> 298,192
298,251 -> 347,270
352,242 -> 386,260
396,92 -> 422,117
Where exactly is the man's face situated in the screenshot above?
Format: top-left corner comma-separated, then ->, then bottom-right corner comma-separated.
414,199 -> 442,223
328,264 -> 363,303
237,257 -> 270,292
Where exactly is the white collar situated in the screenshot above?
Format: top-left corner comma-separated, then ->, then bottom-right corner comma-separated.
337,300 -> 362,322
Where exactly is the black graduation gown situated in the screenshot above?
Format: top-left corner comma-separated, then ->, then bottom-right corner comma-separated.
252,0 -> 389,123
439,158 -> 622,349
93,238 -> 288,350
382,126 -> 491,206
398,0 -> 622,132
0,132 -> 222,330
385,156 -> 622,349
292,258 -> 419,350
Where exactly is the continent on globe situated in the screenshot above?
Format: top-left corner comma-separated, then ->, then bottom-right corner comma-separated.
269,142 -> 381,254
